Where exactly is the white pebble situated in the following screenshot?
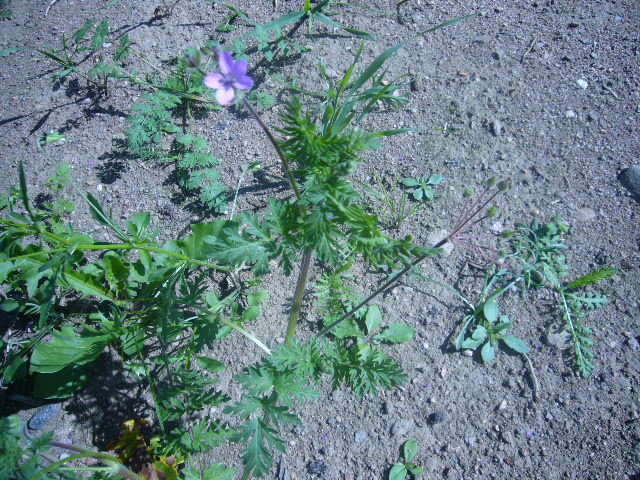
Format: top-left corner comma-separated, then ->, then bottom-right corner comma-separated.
576,79 -> 588,89
565,110 -> 576,118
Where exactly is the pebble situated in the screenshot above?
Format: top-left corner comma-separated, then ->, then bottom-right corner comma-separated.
428,411 -> 447,425
498,399 -> 508,410
490,119 -> 503,136
427,229 -> 453,255
331,390 -> 344,402
354,430 -> 367,444
619,165 -> 640,199
391,418 -> 415,437
462,349 -> 473,357
465,436 -> 477,446
28,403 -> 61,431
575,207 -> 596,222
546,327 -> 572,350
565,110 -> 576,119
576,79 -> 588,89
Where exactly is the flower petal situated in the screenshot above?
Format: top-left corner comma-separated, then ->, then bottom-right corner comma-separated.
215,85 -> 235,105
232,58 -> 248,75
233,74 -> 253,91
204,73 -> 224,89
218,51 -> 234,75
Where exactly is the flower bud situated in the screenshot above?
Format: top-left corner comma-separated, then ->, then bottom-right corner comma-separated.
500,229 -> 514,238
184,49 -> 201,68
497,180 -> 510,191
486,177 -> 497,188
486,206 -> 498,218
463,187 -> 474,197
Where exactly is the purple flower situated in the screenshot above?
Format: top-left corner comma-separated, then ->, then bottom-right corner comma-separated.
204,51 -> 253,105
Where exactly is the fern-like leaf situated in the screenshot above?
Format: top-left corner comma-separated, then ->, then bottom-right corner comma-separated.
565,266 -> 617,291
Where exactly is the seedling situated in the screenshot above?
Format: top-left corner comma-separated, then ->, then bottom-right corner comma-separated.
389,439 -> 425,480
456,299 -> 528,363
402,174 -> 443,201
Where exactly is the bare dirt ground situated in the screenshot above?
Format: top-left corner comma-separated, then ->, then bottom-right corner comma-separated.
1,0 -> 639,479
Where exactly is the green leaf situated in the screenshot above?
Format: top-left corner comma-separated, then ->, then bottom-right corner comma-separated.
501,335 -> 529,354
460,338 -> 482,349
125,212 -> 151,238
412,189 -> 423,201
416,13 -> 479,36
403,439 -> 419,462
0,46 -> 31,58
248,290 -> 269,307
428,174 -> 443,185
34,363 -> 90,398
402,178 -> 419,187
564,266 -> 617,291
102,252 -> 129,292
242,10 -> 306,40
197,357 -> 226,373
30,325 -> 114,374
91,19 -> 109,52
407,464 -> 425,475
374,323 -> 415,344
480,341 -> 495,363
183,463 -> 237,480
74,19 -> 95,45
483,300 -> 499,323
365,304 -> 381,334
2,353 -> 27,384
389,463 -> 407,480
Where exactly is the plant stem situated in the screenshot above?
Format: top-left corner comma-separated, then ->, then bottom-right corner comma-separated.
241,97 -> 303,202
241,96 -> 314,342
189,303 -> 271,354
285,246 -> 313,343
315,237 -> 449,339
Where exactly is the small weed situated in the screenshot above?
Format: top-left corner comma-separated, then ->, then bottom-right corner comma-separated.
402,174 -> 443,201
388,439 -> 425,480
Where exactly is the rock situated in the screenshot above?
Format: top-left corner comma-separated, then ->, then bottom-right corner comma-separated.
546,326 -> 572,350
576,79 -> 588,89
575,207 -> 596,222
428,411 -> 447,425
426,229 -> 453,255
331,390 -> 344,402
391,418 -> 414,437
354,430 -> 367,444
410,76 -> 423,92
565,110 -> 576,119
465,436 -> 477,446
619,165 -> 640,199
462,349 -> 473,357
308,460 -> 327,475
28,403 -> 61,431
490,119 -> 503,136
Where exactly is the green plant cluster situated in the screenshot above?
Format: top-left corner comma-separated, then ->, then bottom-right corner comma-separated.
454,216 -> 615,376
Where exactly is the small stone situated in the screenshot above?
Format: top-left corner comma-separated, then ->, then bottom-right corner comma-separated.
489,221 -> 504,233
546,326 -> 572,350
619,165 -> 640,199
576,79 -> 588,89
96,183 -> 103,191
490,119 -> 503,136
462,349 -> 473,357
28,404 -> 61,431
568,21 -> 580,28
293,424 -> 305,435
565,110 -> 576,119
427,229 -> 453,255
498,399 -> 508,410
331,390 -> 344,402
327,417 -> 337,426
308,460 -> 327,475
465,436 -> 477,446
391,418 -> 415,437
500,430 -> 514,444
354,430 -> 367,444
410,76 -> 423,92
575,207 -> 596,222
428,411 -> 447,425
545,412 -> 554,421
